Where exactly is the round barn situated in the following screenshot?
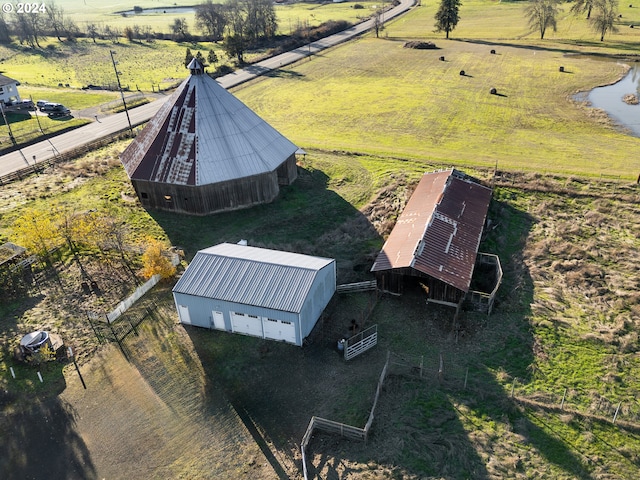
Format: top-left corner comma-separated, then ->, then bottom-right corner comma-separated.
120,59 -> 299,215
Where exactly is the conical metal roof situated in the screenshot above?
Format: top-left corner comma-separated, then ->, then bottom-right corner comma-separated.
120,61 -> 298,186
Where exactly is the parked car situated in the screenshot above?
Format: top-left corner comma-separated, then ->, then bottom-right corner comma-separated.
36,99 -> 51,109
48,107 -> 71,118
40,102 -> 64,112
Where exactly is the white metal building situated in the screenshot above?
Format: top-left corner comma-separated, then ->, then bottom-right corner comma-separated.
172,243 -> 336,346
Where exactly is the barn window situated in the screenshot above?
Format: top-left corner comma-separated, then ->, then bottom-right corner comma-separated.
267,318 -> 278,323
140,192 -> 148,199
248,314 -> 258,318
281,321 -> 292,325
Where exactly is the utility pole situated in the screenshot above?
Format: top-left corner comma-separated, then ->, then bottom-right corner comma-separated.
0,101 -> 17,146
110,50 -> 134,136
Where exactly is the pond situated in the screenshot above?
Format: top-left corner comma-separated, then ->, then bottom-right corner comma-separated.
116,6 -> 195,16
579,64 -> 640,137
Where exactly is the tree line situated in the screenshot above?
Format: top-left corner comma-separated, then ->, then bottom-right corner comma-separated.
435,0 -> 622,42
0,0 -> 279,51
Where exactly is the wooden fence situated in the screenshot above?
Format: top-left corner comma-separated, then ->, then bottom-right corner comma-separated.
301,351 -> 390,479
336,280 -> 377,294
0,130 -> 136,186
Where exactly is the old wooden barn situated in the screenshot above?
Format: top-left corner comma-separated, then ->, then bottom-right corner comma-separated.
172,243 -> 336,346
371,168 -> 499,313
120,59 -> 299,215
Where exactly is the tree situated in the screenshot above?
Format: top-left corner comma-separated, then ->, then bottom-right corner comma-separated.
141,238 -> 176,280
590,0 -> 618,41
45,1 -> 65,41
223,34 -> 247,63
195,50 -> 206,65
185,47 -> 194,67
372,9 -> 384,38
570,0 -> 597,18
195,0 -> 228,41
207,49 -> 219,65
0,12 -> 12,44
525,0 -> 562,40
434,0 -> 461,39
170,17 -> 190,41
12,209 -> 61,266
86,23 -> 99,43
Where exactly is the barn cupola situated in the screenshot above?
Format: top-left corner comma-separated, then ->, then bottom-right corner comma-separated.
187,58 -> 204,75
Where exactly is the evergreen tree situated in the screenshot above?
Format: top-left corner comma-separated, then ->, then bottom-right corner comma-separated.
434,0 -> 461,39
185,47 -> 194,67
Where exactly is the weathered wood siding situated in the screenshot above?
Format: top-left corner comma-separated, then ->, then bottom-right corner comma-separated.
277,154 -> 298,185
133,171 -> 280,215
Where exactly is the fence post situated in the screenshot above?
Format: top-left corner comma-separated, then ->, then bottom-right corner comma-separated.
613,402 -> 622,424
438,353 -> 443,383
420,355 -> 423,378
463,367 -> 469,390
560,388 -> 567,410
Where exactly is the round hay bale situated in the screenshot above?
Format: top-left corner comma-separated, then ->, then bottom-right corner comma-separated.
439,56 -> 445,61
460,70 -> 465,76
490,49 -> 496,54
559,66 -> 565,72
631,24 -> 635,28
490,87 -> 497,95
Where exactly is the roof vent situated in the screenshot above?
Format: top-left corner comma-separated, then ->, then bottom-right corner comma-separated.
237,239 -> 248,246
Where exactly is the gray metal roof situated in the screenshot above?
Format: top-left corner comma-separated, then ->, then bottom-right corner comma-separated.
173,243 -> 334,313
0,74 -> 18,87
120,61 -> 298,186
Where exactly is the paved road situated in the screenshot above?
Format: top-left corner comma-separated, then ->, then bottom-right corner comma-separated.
0,0 -> 413,178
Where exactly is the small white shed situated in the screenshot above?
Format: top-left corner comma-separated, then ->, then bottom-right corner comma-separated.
172,243 -> 336,346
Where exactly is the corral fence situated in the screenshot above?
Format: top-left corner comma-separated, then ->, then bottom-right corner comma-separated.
344,324 -> 377,361
301,351 -> 390,480
85,274 -> 165,361
336,280 -> 377,294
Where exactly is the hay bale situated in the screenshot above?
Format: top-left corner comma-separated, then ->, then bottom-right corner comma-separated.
459,70 -> 465,76
490,49 -> 496,54
490,87 -> 497,95
403,41 -> 437,49
439,56 -> 445,61
559,66 -> 565,72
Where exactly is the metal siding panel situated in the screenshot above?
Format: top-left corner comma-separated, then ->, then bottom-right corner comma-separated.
173,244 -> 335,314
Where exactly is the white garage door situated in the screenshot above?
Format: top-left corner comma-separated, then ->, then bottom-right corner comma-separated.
262,317 -> 297,344
231,312 -> 263,338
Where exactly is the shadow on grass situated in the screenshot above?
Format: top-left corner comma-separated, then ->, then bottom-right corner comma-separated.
147,166 -> 382,282
0,362 -> 97,479
456,38 -> 640,57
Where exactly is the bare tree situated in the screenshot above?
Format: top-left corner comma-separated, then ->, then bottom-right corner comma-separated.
590,0 -> 618,41
0,12 -> 12,44
86,23 -> 99,43
195,0 -> 228,41
570,0 -> 597,19
170,18 -> 190,41
525,0 -> 562,39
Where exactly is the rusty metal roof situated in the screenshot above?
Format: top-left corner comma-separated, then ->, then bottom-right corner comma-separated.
120,64 -> 298,186
371,169 -> 492,292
